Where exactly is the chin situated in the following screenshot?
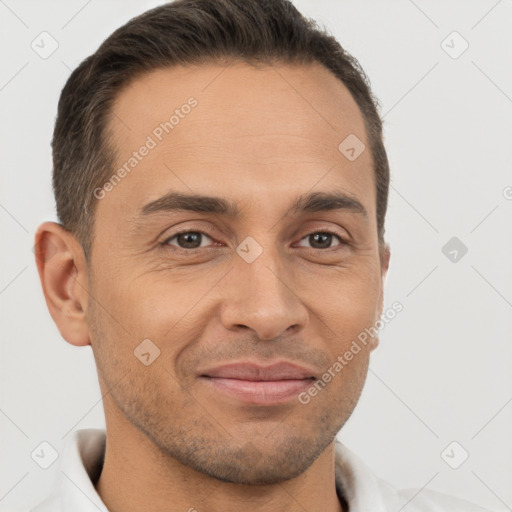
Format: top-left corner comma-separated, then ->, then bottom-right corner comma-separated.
171,432 -> 332,485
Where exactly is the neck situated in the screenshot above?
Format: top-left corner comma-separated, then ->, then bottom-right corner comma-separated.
95,406 -> 345,512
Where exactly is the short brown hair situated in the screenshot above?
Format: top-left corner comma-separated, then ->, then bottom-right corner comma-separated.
52,0 -> 389,257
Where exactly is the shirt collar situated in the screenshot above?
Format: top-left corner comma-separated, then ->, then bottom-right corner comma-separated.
38,428 -> 389,512
57,429 -> 109,512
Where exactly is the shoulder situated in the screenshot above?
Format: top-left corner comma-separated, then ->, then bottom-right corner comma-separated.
397,486 -> 491,511
0,495 -> 57,512
29,495 -> 59,512
377,478 -> 492,511
334,441 -> 492,512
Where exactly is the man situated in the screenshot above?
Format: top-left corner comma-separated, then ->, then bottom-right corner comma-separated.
32,0 -> 489,510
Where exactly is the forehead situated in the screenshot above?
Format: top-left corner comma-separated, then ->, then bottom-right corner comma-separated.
99,61 -> 375,224
110,61 -> 368,152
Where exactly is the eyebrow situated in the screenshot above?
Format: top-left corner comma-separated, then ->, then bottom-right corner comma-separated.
139,190 -> 368,220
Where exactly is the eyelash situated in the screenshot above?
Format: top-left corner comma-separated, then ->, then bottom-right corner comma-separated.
160,228 -> 349,252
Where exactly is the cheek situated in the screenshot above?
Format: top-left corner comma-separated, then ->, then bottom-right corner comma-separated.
88,272 -> 223,386
307,264 -> 382,330
91,262 -> 213,335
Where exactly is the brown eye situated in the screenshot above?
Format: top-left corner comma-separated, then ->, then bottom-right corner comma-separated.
296,231 -> 344,250
164,231 -> 213,250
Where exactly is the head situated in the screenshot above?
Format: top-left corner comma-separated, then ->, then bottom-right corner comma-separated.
36,0 -> 390,485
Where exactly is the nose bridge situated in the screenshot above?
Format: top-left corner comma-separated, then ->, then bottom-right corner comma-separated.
220,239 -> 307,340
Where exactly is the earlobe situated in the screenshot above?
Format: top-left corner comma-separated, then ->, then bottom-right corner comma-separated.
380,242 -> 391,282
369,291 -> 382,352
371,243 -> 391,352
34,222 -> 91,347
377,243 -> 391,314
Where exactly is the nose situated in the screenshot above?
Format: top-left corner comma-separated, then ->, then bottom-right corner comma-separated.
219,245 -> 308,341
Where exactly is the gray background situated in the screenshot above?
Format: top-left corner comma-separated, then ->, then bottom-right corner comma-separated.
1,0 -> 511,510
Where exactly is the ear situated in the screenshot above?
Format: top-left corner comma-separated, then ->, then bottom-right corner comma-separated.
34,222 -> 91,347
369,242 -> 391,351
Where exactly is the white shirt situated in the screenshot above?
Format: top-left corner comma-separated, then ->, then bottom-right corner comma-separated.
29,429 -> 490,512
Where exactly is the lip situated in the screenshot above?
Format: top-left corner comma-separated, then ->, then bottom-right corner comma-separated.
198,361 -> 316,405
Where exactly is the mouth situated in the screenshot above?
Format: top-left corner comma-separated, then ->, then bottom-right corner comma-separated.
198,361 -> 317,405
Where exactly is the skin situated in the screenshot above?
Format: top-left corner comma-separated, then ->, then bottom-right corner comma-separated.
35,61 -> 390,512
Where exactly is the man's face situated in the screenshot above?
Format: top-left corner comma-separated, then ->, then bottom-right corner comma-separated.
87,62 -> 387,484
